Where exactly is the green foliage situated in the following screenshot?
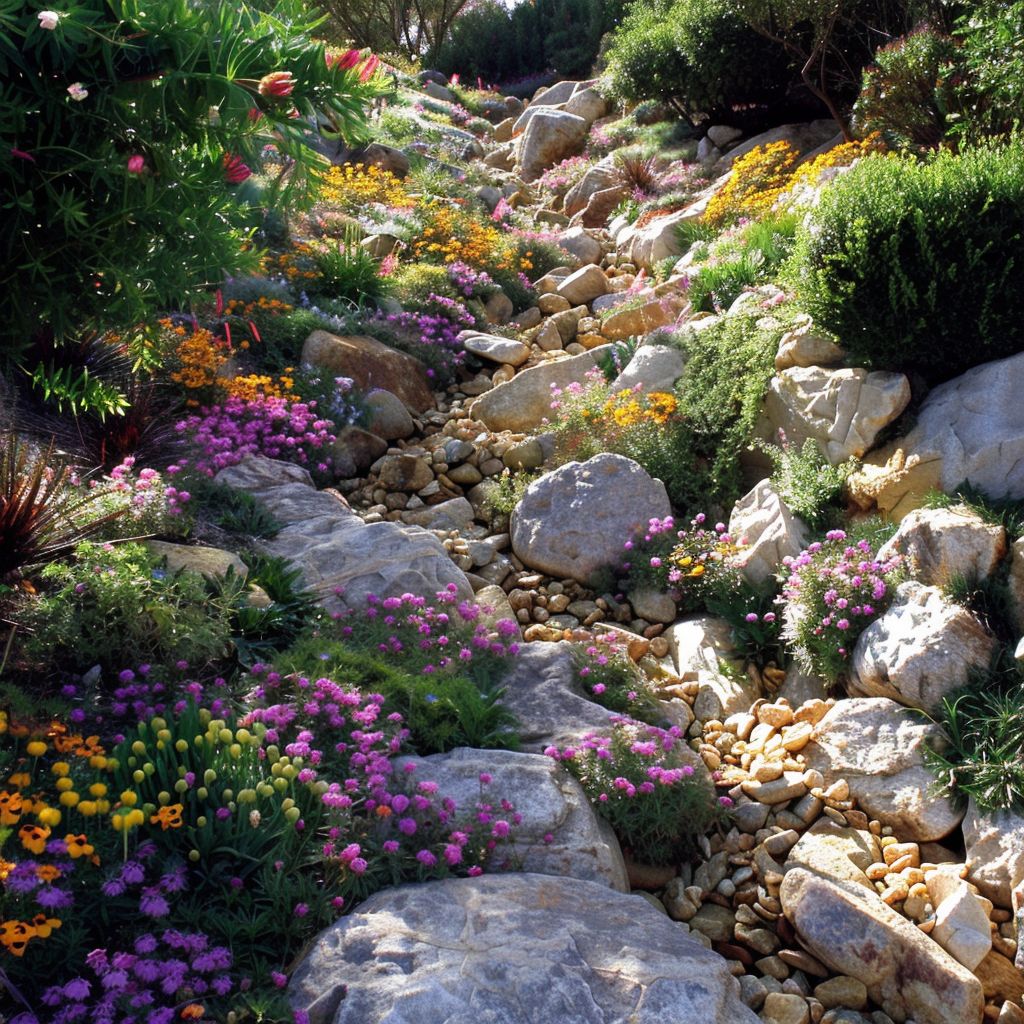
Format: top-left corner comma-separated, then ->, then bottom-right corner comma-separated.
0,0 -> 378,406
923,484 -> 1024,541
390,262 -> 456,306
481,469 -> 542,519
0,435 -> 127,582
569,641 -> 662,722
670,308 -> 792,510
310,233 -> 389,308
757,433 -> 854,531
686,212 -> 799,313
792,144 -> 1024,384
925,658 -> 1024,812
853,25 -> 957,152
190,478 -> 283,538
281,639 -> 519,754
21,542 -> 236,676
950,1 -> 1024,144
603,0 -> 788,121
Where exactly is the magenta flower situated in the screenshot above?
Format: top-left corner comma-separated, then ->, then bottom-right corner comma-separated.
127,154 -> 145,174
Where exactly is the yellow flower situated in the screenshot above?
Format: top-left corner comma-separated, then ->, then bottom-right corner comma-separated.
26,741 -> 47,757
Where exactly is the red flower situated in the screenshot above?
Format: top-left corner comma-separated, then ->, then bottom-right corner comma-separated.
330,49 -> 361,71
359,55 -> 380,82
258,71 -> 295,98
127,154 -> 145,174
223,154 -> 252,184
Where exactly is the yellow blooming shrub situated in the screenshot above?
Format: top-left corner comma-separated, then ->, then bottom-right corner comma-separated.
411,203 -> 533,275
705,141 -> 799,226
706,135 -> 887,227
317,163 -> 412,212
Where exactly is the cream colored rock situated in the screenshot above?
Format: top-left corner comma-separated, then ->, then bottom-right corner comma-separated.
563,158 -> 619,216
563,87 -> 608,124
668,616 -> 760,719
760,366 -> 911,465
780,867 -> 985,1024
849,581 -> 997,713
601,295 -> 685,340
729,480 -> 810,586
609,344 -> 686,396
515,109 -> 588,182
850,350 -> 1024,516
775,320 -> 846,371
146,541 -> 247,579
460,331 -> 531,367
556,264 -> 608,306
877,505 -> 1006,587
962,800 -> 1024,908
927,864 -> 993,971
802,698 -> 963,841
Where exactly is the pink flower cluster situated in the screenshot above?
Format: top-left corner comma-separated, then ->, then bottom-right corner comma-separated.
174,395 -> 336,477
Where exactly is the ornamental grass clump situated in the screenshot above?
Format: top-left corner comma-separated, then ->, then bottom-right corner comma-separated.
546,719 -> 725,866
780,528 -> 905,683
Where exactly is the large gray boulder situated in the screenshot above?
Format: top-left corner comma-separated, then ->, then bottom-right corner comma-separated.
729,479 -> 810,587
515,109 -> 589,182
850,351 -> 1024,518
802,697 -> 963,841
849,581 -> 996,713
394,747 -> 628,891
609,344 -> 686,395
468,346 -> 612,432
564,158 -> 620,216
511,454 -> 671,584
780,868 -> 985,1024
290,874 -> 760,1024
496,642 -> 618,752
215,456 -> 472,611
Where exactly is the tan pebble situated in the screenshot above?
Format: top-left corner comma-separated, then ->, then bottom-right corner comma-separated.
793,698 -> 829,725
843,808 -> 870,830
918,916 -> 936,934
802,769 -> 825,789
866,863 -> 889,882
879,835 -> 899,848
823,806 -> 847,825
882,842 -> 920,867
868,820 -> 882,836
755,760 -> 785,783
901,867 -> 926,886
758,703 -> 794,728
881,884 -> 908,906
823,780 -> 850,801
887,853 -> 918,874
782,721 -> 814,751
903,895 -> 928,919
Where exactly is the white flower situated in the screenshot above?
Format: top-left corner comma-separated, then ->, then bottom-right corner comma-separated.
66,82 -> 88,102
37,10 -> 60,29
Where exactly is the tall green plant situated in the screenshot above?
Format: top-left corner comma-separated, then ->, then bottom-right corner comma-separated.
1,0 -> 380,407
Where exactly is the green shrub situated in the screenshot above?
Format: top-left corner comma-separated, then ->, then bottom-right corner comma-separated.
390,262 -> 457,306
0,0 -> 378,410
852,25 -> 957,152
793,144 -> 1024,384
757,433 -> 854,531
671,307 -> 793,509
309,235 -> 389,308
21,542 -> 236,675
603,0 -> 788,122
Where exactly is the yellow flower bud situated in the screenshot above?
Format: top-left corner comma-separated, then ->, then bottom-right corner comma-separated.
120,790 -> 138,807
284,807 -> 301,823
37,806 -> 61,827
90,755 -> 109,770
218,728 -> 233,744
273,776 -> 288,792
235,728 -> 251,744
133,770 -> 145,784
198,709 -> 212,726
96,799 -> 110,814
78,800 -> 97,817
26,741 -> 47,757
196,815 -> 207,827
229,744 -> 242,760
282,765 -> 297,781
56,777 -> 74,792
222,789 -> 233,802
51,762 -> 70,777
157,791 -> 171,806
151,718 -> 167,732
257,783 -> 275,798
174,779 -> 188,794
197,787 -> 208,801
88,783 -> 107,797
281,797 -> 295,811
175,739 -> 188,753
143,763 -> 155,777
237,788 -> 257,804
156,729 -> 171,743
59,791 -> 79,807
204,769 -> 217,786
155,740 -> 165,752
189,849 -> 200,862
131,740 -> 147,756
271,762 -> 283,778
265,745 -> 280,763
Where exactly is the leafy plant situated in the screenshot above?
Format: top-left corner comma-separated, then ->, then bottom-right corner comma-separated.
569,640 -> 661,722
793,143 -> 1024,384
0,435 -> 127,582
780,523 -> 904,682
757,432 -> 854,531
190,478 -> 282,538
309,231 -> 390,307
1,0 -> 381,408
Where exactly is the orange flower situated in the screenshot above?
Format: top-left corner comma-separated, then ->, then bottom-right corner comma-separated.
36,864 -> 61,883
0,790 -> 24,826
18,823 -> 50,854
150,803 -> 184,830
179,1005 -> 205,1020
0,920 -> 35,956
30,914 -> 61,939
65,833 -> 95,859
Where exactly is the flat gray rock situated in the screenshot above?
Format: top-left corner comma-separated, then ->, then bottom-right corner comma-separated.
290,873 -> 759,1024
216,456 -> 472,611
